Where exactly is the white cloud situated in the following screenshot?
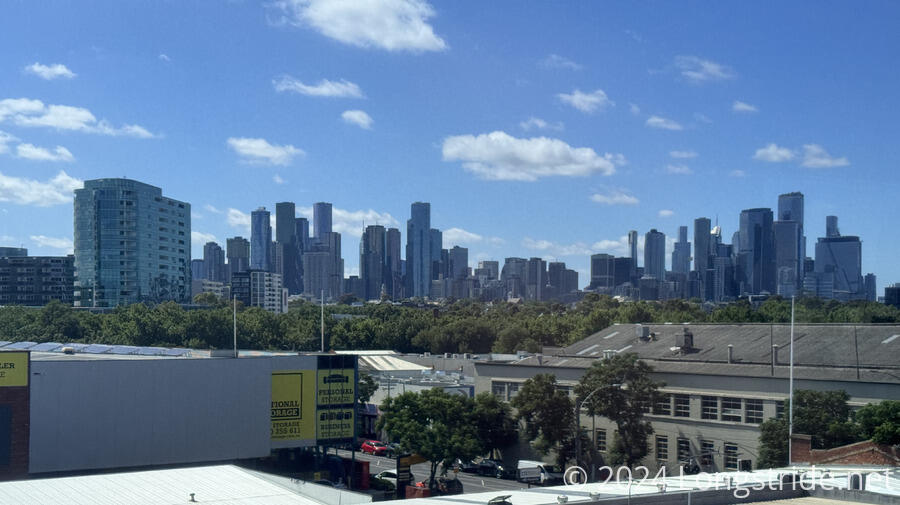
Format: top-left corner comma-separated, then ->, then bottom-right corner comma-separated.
693,112 -> 713,124
191,211 -> 203,220
269,0 -> 447,52
541,54 -> 582,70
665,164 -> 693,175
442,227 -> 504,247
591,188 -> 639,206
801,144 -> 849,168
730,169 -> 746,177
15,143 -> 74,162
273,174 -> 286,184
646,115 -> 683,131
191,231 -> 217,253
658,209 -> 674,218
297,206 -> 399,237
158,54 -> 170,62
0,98 -> 156,138
442,131 -> 618,181
591,235 -> 640,257
629,103 -> 641,115
732,100 -> 758,113
669,150 -> 697,159
0,170 -> 82,206
519,117 -> 563,131
557,89 -> 613,113
341,109 -> 373,129
273,76 -> 364,98
522,237 -> 593,257
204,204 -> 222,214
227,208 -> 251,231
29,235 -> 73,253
674,55 -> 734,83
227,137 -> 304,166
0,131 -> 17,154
24,62 -> 76,80
753,143 -> 795,162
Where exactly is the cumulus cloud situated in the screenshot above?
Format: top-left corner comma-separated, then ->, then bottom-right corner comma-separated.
442,131 -> 618,181
557,89 -> 613,113
269,0 -> 447,52
273,174 -> 286,184
801,144 -> 849,168
30,235 -> 73,253
592,234 -> 643,257
669,150 -> 697,159
226,208 -> 251,231
658,209 -> 674,218
297,206 -> 399,237
0,131 -> 17,154
443,227 -> 504,247
674,55 -> 734,83
191,231 -> 217,253
665,164 -> 693,175
227,137 -> 304,165
204,204 -> 222,214
732,100 -> 758,113
158,54 -> 170,62
629,103 -> 641,115
0,98 -> 156,138
753,143 -> 795,162
519,117 -> 563,131
646,115 -> 683,131
540,54 -> 582,70
694,112 -> 713,124
591,188 -> 639,206
273,76 -> 364,98
15,143 -> 74,162
24,62 -> 76,80
341,109 -> 373,129
522,237 -> 593,257
0,170 -> 82,206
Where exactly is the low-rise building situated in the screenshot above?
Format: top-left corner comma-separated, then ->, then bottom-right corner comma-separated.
0,255 -> 75,305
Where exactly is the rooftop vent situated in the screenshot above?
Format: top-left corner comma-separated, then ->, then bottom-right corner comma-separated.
676,328 -> 694,350
635,325 -> 650,338
602,349 -> 616,360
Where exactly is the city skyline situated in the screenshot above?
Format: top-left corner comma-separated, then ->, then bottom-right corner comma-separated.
1,2 -> 898,286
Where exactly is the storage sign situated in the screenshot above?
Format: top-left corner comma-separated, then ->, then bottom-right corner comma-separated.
0,352 -> 28,388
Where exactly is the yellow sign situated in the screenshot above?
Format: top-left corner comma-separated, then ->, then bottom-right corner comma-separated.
316,368 -> 355,406
316,407 -> 355,440
271,370 -> 316,441
0,351 -> 28,388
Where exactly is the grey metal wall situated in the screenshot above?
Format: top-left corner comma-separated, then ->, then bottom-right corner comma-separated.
28,355 -> 316,474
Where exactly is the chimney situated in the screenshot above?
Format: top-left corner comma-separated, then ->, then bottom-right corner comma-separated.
727,344 -> 734,364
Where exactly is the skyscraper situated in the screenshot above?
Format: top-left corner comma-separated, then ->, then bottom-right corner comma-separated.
738,208 -> 775,295
73,178 -> 190,307
628,230 -> 639,273
643,229 -> 666,280
448,246 -> 468,280
826,215 -> 840,238
313,202 -> 332,240
430,228 -> 443,280
360,224 -> 386,301
226,236 -> 250,277
275,202 -> 301,294
385,227 -> 402,299
813,216 -> 865,301
693,218 -> 711,274
777,192 -> 805,294
250,207 -> 271,271
525,257 -> 546,301
203,241 -> 225,283
672,225 -> 691,274
405,202 -> 432,298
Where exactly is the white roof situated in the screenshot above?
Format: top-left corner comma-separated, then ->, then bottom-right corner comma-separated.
0,465 -> 324,505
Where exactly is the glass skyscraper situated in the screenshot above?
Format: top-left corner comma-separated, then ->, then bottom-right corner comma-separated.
250,207 -> 271,271
73,178 -> 190,307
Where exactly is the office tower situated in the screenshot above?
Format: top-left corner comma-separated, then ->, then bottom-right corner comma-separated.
191,259 -> 205,280
0,247 -> 27,257
693,218 -> 711,274
886,284 -> 900,308
325,231 -> 343,299
777,192 -> 805,294
737,208 -> 775,295
643,229 -> 666,280
565,269 -> 579,294
448,246 -> 468,280
275,202 -> 301,294
405,202 -> 432,298
773,221 -> 801,297
778,192 -> 806,256
203,242 -> 225,283
525,257 -> 546,301
73,178 -> 190,307
231,270 -> 287,313
826,215 -> 839,238
360,225 -> 386,301
302,251 -> 332,300
672,226 -> 691,274
477,260 -> 499,280
313,202 -> 332,240
628,230 -> 639,273
501,257 -> 527,299
430,228 -> 443,280
865,273 -> 877,302
547,262 -> 565,299
813,217 -> 864,301
589,254 -> 631,291
250,207 -> 271,271
226,236 -> 250,278
295,218 -> 310,250
385,227 -> 402,299
0,254 -> 75,305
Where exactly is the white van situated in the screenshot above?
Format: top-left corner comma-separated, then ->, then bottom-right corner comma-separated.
516,460 -> 563,485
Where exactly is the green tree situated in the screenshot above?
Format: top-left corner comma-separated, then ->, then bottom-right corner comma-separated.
357,372 -> 379,404
378,389 -> 481,489
472,392 -> 518,460
510,373 -> 575,466
855,400 -> 900,445
758,417 -> 788,468
576,353 -> 662,467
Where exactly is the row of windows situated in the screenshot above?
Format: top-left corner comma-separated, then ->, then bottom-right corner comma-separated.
654,435 -> 741,470
700,396 -> 763,424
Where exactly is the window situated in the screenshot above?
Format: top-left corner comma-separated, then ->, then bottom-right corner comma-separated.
677,438 -> 691,463
674,394 -> 690,417
491,382 -> 506,398
776,400 -> 785,419
656,435 -> 668,461
700,440 -> 715,466
745,399 -> 763,424
724,443 -> 739,470
653,394 -> 671,415
701,396 -> 718,420
596,429 -> 607,452
721,397 -> 742,422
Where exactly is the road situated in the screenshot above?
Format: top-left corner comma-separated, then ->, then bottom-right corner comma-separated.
335,449 -> 527,493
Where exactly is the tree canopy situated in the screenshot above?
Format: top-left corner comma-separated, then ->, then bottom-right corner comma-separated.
511,373 -> 575,466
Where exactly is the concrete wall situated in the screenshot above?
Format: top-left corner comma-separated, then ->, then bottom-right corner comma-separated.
29,355 -> 316,474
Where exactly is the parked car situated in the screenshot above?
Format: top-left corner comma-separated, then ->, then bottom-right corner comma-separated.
516,460 -> 563,485
478,459 -> 515,479
374,470 -> 415,487
384,442 -> 405,458
361,439 -> 389,456
449,457 -> 480,473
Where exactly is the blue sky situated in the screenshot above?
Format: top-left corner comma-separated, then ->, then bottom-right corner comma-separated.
2,1 -> 899,290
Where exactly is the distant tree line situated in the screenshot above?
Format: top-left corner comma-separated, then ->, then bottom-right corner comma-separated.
0,294 -> 898,352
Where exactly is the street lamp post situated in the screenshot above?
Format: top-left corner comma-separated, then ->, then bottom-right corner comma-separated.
574,387 -> 604,476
